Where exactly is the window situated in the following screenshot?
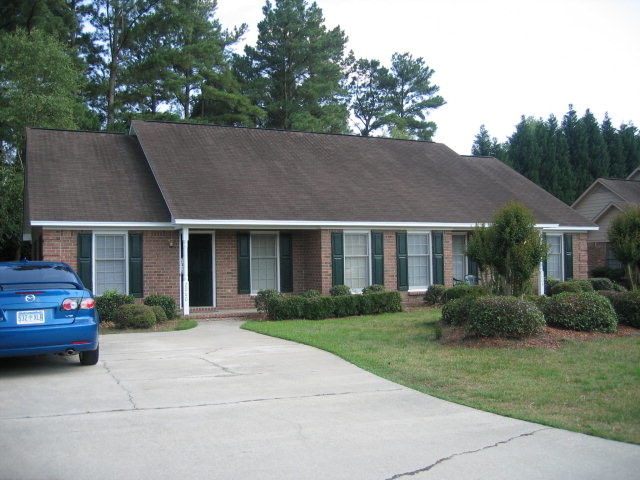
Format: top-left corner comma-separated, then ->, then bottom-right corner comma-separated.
344,232 -> 370,292
407,233 -> 431,290
606,243 -> 622,270
546,235 -> 563,280
452,235 -> 467,282
95,234 -> 127,295
251,234 -> 278,294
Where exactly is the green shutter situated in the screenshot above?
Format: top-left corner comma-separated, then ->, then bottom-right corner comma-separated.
280,234 -> 293,293
396,232 -> 408,291
432,232 -> 444,285
128,233 -> 143,298
77,233 -> 92,290
331,232 -> 344,286
237,233 -> 250,294
563,233 -> 573,281
371,232 -> 384,286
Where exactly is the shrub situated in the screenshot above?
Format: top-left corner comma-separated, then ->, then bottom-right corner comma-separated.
466,296 -> 545,338
149,305 -> 168,323
113,304 -> 157,329
590,265 -> 626,285
95,289 -> 135,323
264,291 -> 402,321
441,296 -> 477,326
544,278 -> 561,296
255,289 -> 282,313
588,277 -> 615,291
611,290 -> 640,328
143,294 -> 177,319
523,294 -> 549,311
443,284 -> 488,303
362,284 -> 386,294
549,280 -> 594,296
543,292 -> 617,332
424,284 -> 447,305
597,290 -> 622,304
330,285 -> 352,296
301,289 -> 321,298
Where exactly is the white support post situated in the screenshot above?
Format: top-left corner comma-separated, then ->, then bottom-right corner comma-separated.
538,261 -> 545,295
182,227 -> 190,316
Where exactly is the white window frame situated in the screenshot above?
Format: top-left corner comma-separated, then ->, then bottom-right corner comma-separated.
250,231 -> 280,295
343,230 -> 371,294
407,231 -> 432,292
93,231 -> 129,296
546,234 -> 564,281
452,233 -> 468,282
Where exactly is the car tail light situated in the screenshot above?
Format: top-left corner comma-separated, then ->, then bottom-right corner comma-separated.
61,298 -> 95,310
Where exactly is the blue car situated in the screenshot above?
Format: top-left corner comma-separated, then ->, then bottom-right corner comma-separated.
0,260 -> 99,365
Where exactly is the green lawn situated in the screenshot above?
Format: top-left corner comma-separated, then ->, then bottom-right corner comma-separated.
243,310 -> 640,444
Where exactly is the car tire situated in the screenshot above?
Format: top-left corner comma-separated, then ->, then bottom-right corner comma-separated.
79,346 -> 99,366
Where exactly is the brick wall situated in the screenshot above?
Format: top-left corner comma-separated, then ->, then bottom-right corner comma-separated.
587,241 -> 607,274
215,230 -> 254,309
42,229 -> 84,270
443,231 -> 453,287
382,231 -> 398,289
574,232 -> 589,280
142,230 -> 180,304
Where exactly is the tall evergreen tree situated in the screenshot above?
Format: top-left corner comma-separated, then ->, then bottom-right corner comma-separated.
602,113 -> 625,178
386,52 -> 445,141
562,105 -> 592,194
507,116 -> 544,185
580,108 -> 610,180
471,124 -> 507,161
619,123 -> 640,175
241,0 -> 348,133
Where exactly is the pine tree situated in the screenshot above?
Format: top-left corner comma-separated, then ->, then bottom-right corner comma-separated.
241,0 -> 348,133
507,117 -> 544,185
580,109 -> 610,180
471,124 -> 507,161
602,113 -> 625,178
619,124 -> 640,175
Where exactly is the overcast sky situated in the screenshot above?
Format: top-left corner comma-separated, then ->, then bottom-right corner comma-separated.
216,0 -> 639,155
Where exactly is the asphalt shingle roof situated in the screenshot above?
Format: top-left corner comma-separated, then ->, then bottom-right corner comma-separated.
598,178 -> 640,204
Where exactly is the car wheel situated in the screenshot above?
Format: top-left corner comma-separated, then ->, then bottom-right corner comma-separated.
79,346 -> 99,366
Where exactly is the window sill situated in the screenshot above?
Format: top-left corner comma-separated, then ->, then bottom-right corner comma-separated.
407,290 -> 427,296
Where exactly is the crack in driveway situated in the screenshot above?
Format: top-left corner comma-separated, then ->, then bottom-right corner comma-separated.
385,428 -> 549,479
102,362 -> 137,409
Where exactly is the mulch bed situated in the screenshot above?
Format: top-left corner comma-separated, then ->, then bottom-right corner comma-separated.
439,324 -> 640,350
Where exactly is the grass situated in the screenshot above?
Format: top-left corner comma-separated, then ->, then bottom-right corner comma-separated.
243,310 -> 640,444
100,318 -> 198,334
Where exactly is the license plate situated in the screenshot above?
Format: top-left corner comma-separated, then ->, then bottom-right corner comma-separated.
17,310 -> 46,325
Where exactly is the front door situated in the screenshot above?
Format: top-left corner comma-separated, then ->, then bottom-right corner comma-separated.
188,234 -> 213,307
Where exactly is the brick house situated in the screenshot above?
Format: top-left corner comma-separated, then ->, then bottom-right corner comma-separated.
24,121 -> 595,315
572,168 -> 640,274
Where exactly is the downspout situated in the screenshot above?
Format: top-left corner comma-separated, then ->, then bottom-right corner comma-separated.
182,227 -> 190,316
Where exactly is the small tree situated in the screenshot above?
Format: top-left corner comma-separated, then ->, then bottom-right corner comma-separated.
467,202 -> 546,296
608,207 -> 640,290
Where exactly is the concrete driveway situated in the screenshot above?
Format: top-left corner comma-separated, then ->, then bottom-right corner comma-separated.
0,319 -> 638,480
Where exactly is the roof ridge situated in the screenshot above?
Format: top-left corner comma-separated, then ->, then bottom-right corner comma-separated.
133,119 -> 439,145
28,126 -> 128,136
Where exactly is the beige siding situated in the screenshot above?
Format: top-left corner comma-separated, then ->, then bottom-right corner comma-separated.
591,207 -> 621,242
573,184 -> 621,222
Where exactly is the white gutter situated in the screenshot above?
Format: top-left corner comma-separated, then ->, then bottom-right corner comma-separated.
31,221 -> 175,229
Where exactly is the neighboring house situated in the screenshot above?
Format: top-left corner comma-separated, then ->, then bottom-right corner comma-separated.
25,121 -> 595,315
572,168 -> 640,273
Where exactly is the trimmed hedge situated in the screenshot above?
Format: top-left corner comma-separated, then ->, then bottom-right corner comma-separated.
330,285 -> 352,296
466,296 -> 545,338
143,294 -> 177,319
611,290 -> 640,328
442,284 -> 488,303
424,284 -> 447,305
441,296 -> 476,326
549,280 -> 593,296
149,305 -> 168,323
543,292 -> 617,332
362,284 -> 386,294
523,294 -> 549,312
113,304 -> 157,329
95,289 -> 134,323
265,291 -> 402,321
588,277 -> 616,291
301,289 -> 321,298
255,289 -> 282,313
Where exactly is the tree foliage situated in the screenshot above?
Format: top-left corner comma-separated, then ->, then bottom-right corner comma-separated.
608,207 -> 640,290
466,202 -> 546,296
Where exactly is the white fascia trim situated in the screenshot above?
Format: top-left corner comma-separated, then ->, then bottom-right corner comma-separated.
32,221 -> 175,229
541,226 -> 599,232
175,219 -> 486,230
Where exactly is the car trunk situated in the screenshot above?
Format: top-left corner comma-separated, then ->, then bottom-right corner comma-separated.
0,289 -> 86,327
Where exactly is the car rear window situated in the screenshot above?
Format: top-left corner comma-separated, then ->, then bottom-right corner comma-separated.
0,264 -> 81,289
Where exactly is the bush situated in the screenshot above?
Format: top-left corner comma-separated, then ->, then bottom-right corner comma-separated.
591,265 -> 626,285
143,294 -> 177,319
330,285 -> 352,296
588,277 -> 615,291
597,290 -> 622,304
149,305 -> 168,323
544,278 -> 561,296
424,284 -> 447,305
264,291 -> 402,321
255,289 -> 282,313
443,284 -> 488,303
549,280 -> 594,296
441,296 -> 477,326
301,289 -> 321,298
611,290 -> 640,328
113,304 -> 157,329
95,289 -> 135,323
543,292 -> 617,332
523,294 -> 549,311
362,284 -> 386,294
466,296 -> 545,338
